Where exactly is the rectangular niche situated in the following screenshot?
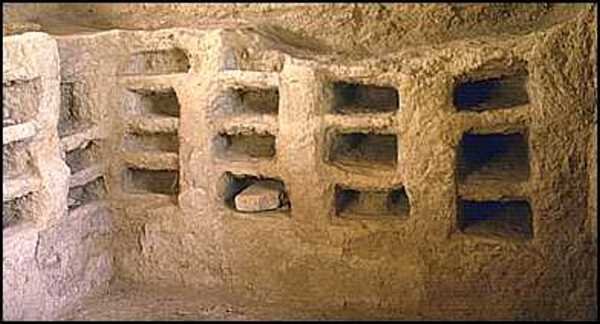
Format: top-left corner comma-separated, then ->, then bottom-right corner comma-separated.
121,48 -> 190,75
3,140 -> 34,179
2,78 -> 41,126
334,185 -> 409,219
458,199 -> 533,240
3,193 -> 35,230
123,168 -> 179,195
65,141 -> 101,175
59,82 -> 92,137
68,177 -> 107,210
219,172 -> 290,213
126,88 -> 180,118
213,87 -> 279,116
332,81 -> 399,114
453,70 -> 529,112
123,132 -> 179,153
458,132 -> 529,183
214,132 -> 276,159
328,131 -> 397,171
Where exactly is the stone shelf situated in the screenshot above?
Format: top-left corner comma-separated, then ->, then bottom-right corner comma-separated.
216,114 -> 278,136
127,116 -> 179,134
2,175 -> 41,202
323,164 -> 400,189
118,73 -> 187,92
69,164 -> 105,188
61,125 -> 105,153
122,151 -> 179,171
2,121 -> 37,145
457,180 -> 528,201
218,70 -> 279,89
459,104 -> 530,134
323,113 -> 396,132
213,159 -> 279,179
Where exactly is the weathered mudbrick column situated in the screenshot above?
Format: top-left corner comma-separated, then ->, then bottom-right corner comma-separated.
4,32 -> 111,320
278,58 -> 329,227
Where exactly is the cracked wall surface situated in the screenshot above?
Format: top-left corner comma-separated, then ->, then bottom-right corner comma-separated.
2,3 -> 597,321
2,33 -> 112,320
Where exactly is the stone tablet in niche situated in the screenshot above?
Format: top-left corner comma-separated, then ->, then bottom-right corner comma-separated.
234,180 -> 286,212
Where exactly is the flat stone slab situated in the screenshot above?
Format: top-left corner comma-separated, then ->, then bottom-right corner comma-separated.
234,181 -> 284,212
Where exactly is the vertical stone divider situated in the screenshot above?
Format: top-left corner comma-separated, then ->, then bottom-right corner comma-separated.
33,35 -> 70,227
177,74 -> 213,212
399,73 -> 459,241
278,58 -> 329,229
178,30 -> 224,214
526,34 -> 594,247
176,30 -> 229,289
3,33 -> 70,228
107,82 -> 131,201
518,19 -> 596,316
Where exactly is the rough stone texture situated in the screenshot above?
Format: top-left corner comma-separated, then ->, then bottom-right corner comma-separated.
234,181 -> 284,212
2,33 -> 112,320
2,3 -> 597,321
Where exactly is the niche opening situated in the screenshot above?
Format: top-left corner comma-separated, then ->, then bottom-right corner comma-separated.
123,132 -> 179,153
220,172 -> 290,213
3,140 -> 34,179
458,200 -> 533,240
329,132 -> 397,171
214,133 -> 276,159
454,71 -> 529,111
214,87 -> 279,116
123,168 -> 179,195
332,82 -> 399,114
3,193 -> 35,230
458,132 -> 529,183
126,88 -> 180,117
334,185 -> 409,219
2,78 -> 41,126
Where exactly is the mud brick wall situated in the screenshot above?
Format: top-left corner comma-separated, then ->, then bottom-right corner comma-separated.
2,3 -> 597,321
2,33 -> 112,320
51,14 -> 597,318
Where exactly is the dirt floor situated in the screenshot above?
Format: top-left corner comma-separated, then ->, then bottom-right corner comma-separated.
57,280 -> 430,321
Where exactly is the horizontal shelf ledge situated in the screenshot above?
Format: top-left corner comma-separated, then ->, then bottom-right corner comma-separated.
457,180 -> 529,201
323,113 -> 396,132
459,104 -> 531,134
216,114 -> 278,135
323,164 -> 400,189
213,160 -> 280,179
118,73 -> 187,91
218,70 -> 279,89
69,164 -> 105,188
221,208 -> 291,220
128,116 -> 179,134
122,151 -> 179,170
114,193 -> 178,205
61,125 -> 105,152
68,200 -> 110,217
3,175 -> 41,202
3,121 -> 37,145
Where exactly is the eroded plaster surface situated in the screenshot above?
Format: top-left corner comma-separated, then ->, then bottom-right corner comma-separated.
2,3 -> 597,320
